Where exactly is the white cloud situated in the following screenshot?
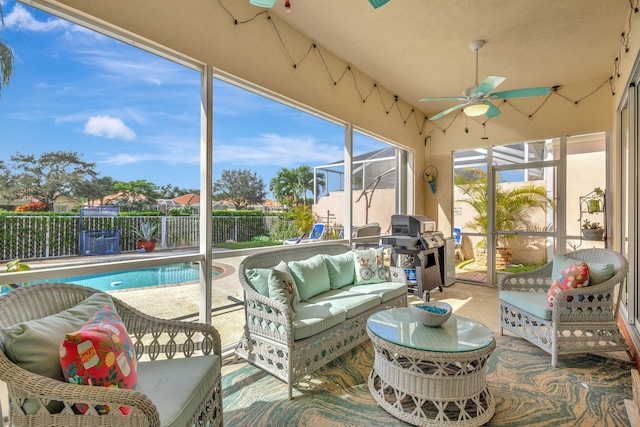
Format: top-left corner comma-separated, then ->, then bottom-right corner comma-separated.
214,133 -> 343,166
4,4 -> 70,32
84,115 -> 136,140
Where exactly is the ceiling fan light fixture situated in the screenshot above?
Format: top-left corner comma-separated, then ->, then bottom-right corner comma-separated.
463,102 -> 490,117
368,0 -> 391,9
249,0 -> 277,8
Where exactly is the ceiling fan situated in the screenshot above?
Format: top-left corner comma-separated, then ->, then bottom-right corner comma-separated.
420,40 -> 550,121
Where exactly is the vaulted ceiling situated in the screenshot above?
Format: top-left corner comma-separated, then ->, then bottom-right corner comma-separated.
269,0 -> 629,120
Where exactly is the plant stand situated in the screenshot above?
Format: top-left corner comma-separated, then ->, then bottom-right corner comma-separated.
578,189 -> 606,247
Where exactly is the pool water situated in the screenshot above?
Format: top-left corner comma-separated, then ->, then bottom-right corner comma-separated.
26,263 -> 220,292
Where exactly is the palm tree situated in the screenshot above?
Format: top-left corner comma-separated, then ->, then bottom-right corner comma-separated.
455,168 -> 554,249
0,4 -> 14,99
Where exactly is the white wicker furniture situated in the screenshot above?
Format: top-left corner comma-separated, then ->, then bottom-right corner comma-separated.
234,243 -> 407,399
0,283 -> 223,427
367,308 -> 496,427
499,248 -> 629,367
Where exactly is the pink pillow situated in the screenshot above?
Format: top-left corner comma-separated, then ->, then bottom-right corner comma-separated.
60,305 -> 137,415
547,262 -> 590,307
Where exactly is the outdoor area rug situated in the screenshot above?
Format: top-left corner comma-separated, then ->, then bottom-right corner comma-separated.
222,336 -> 634,426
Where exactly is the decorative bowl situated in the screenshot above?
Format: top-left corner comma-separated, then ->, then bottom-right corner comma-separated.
410,301 -> 452,327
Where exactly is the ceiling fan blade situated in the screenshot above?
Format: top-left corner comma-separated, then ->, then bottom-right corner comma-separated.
429,102 -> 468,121
475,76 -> 506,96
489,87 -> 550,99
483,100 -> 501,118
419,96 -> 467,102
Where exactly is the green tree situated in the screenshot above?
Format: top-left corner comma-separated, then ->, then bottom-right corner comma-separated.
73,176 -> 115,206
270,167 -> 299,207
158,184 -> 199,199
455,168 -> 554,248
270,165 -> 322,206
6,151 -> 97,211
213,169 -> 266,210
111,179 -> 159,211
0,4 -> 14,99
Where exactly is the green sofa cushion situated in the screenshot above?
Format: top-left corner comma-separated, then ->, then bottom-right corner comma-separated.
288,254 -> 331,301
292,303 -> 346,340
500,290 -> 551,321
306,289 -> 380,319
245,267 -> 272,296
324,252 -> 356,289
342,282 -> 407,303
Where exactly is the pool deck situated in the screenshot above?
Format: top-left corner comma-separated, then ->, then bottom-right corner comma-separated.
14,248 -> 248,347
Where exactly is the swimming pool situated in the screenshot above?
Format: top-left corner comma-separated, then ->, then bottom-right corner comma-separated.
26,263 -> 221,292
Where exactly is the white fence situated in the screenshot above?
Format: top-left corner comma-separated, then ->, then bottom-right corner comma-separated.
0,215 -> 283,262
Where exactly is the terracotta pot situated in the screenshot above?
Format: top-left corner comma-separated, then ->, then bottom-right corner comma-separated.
137,239 -> 157,252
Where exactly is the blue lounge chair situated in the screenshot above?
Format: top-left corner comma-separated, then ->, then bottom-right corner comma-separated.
284,223 -> 325,244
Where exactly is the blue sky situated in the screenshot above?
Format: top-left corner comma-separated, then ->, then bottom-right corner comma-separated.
0,0 -> 385,198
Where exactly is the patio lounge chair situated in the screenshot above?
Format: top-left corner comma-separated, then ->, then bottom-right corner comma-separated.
0,283 -> 223,427
499,248 -> 629,367
284,223 -> 325,244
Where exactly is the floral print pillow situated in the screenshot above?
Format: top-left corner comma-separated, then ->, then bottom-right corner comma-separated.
547,262 -> 590,307
59,305 -> 137,415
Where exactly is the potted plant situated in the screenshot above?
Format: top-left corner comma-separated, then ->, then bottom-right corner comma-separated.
581,219 -> 605,241
455,168 -> 554,267
132,220 -> 158,252
1,259 -> 31,291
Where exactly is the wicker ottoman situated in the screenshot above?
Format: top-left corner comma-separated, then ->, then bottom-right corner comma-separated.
366,308 -> 495,427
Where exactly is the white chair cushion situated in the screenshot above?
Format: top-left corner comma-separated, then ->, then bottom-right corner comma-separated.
137,355 -> 220,427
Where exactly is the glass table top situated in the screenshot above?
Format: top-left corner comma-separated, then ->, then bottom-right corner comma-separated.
367,307 -> 494,353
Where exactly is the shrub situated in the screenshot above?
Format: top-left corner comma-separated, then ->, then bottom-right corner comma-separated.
16,202 -> 48,212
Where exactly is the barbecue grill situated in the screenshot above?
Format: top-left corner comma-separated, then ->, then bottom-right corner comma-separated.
381,215 -> 446,300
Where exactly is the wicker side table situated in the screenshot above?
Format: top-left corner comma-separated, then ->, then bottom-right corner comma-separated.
366,308 -> 495,427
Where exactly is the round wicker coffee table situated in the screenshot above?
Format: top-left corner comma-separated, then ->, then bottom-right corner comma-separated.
366,308 -> 495,427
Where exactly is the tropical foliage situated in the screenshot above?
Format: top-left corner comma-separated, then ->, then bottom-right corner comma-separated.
455,168 -> 554,248
270,165 -> 324,207
0,4 -> 14,99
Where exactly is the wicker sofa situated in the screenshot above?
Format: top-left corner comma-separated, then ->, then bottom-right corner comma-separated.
0,283 -> 222,427
234,243 -> 408,399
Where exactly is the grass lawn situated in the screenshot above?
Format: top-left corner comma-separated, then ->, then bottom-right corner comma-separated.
214,240 -> 283,250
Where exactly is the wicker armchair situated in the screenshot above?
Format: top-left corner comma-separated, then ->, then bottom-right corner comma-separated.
499,248 -> 629,367
0,283 -> 223,427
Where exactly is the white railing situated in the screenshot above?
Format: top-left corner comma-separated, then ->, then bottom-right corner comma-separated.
0,215 -> 285,262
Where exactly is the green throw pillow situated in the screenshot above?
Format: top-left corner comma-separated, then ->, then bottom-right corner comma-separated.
2,292 -> 116,382
288,254 -> 330,301
551,254 -> 615,286
352,247 -> 385,285
324,252 -> 356,289
245,267 -> 272,296
268,261 -> 300,316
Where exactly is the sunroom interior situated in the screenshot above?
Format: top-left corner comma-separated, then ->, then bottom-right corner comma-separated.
4,0 -> 640,421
